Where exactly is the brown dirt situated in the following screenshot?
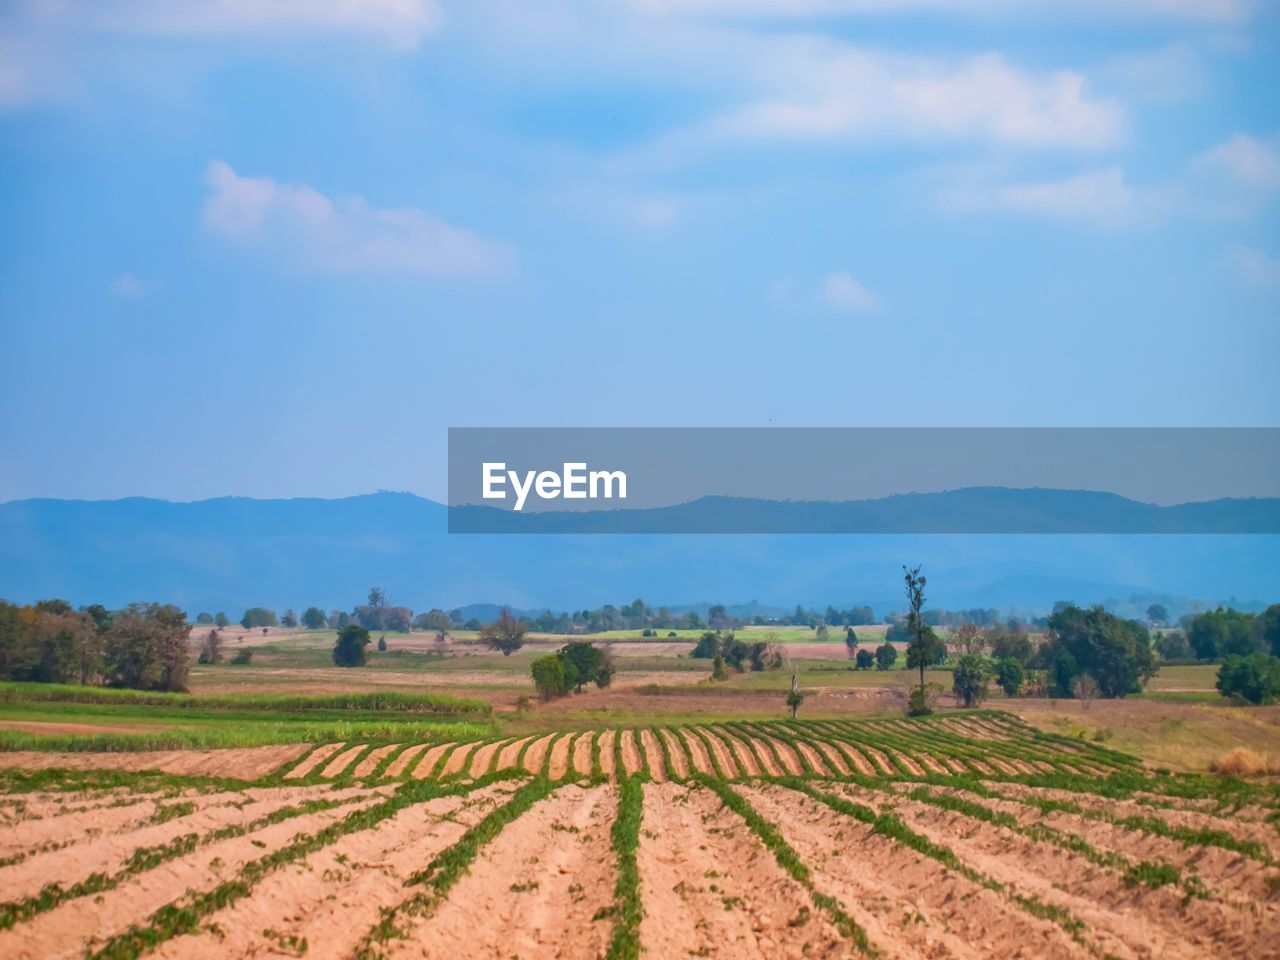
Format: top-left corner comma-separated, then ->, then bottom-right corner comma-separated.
808,737 -> 852,776
0,794 -> 385,960
0,743 -> 309,780
760,735 -> 805,775
722,731 -> 762,777
521,733 -> 556,774
320,743 -> 368,778
467,738 -> 510,778
658,728 -> 690,779
351,743 -> 400,778
835,782 -> 1276,959
382,743 -> 428,778
675,732 -> 716,778
639,729 -> 667,782
620,729 -> 644,776
411,741 -> 455,779
0,720 -> 166,735
439,741 -> 479,777
496,735 -> 534,771
740,784 -> 1087,959
789,737 -> 833,776
748,736 -> 784,776
571,731 -> 594,777
150,784 -> 515,960
696,727 -> 740,777
597,730 -> 616,776
283,742 -> 346,779
380,784 -> 618,960
637,782 -> 852,958
546,732 -> 573,779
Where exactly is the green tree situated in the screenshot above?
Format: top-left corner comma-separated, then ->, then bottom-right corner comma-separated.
1216,653 -> 1280,705
952,653 -> 994,708
1252,604 -> 1280,657
240,607 -> 277,629
560,641 -> 607,693
994,657 -> 1024,697
1186,607 -> 1257,661
301,607 -> 326,630
214,612 -> 229,628
105,603 -> 191,691
855,648 -> 874,670
691,631 -> 720,658
844,627 -> 859,660
1042,604 -> 1156,698
197,629 -> 224,665
1146,603 -> 1168,625
280,609 -> 298,628
195,612 -> 213,624
874,642 -> 898,671
711,655 -> 729,681
903,565 -> 942,715
480,607 -> 527,656
531,655 -> 568,700
332,623 -> 371,667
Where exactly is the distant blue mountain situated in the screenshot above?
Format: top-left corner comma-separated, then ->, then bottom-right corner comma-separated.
0,492 -> 1276,616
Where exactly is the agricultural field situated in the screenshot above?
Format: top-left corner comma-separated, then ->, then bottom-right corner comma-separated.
2,711 -> 1279,959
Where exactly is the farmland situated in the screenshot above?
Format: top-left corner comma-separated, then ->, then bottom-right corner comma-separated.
2,710 -> 1279,959
3,624 -> 1280,958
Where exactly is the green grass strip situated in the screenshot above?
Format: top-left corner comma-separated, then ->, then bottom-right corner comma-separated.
604,768 -> 645,959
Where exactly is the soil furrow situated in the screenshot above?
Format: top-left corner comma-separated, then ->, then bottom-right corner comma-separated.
411,742 -> 455,779
547,733 -> 573,780
639,729 -> 667,782
284,743 -> 346,780
382,744 -> 429,779
352,745 -> 401,779
320,744 -> 369,779
658,729 -> 690,779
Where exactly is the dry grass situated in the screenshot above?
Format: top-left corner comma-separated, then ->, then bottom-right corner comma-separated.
1209,747 -> 1280,778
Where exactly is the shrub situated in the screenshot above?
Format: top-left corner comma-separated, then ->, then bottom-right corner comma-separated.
952,654 -> 993,708
855,649 -> 874,670
907,686 -> 932,717
874,642 -> 897,671
711,655 -> 728,681
377,636 -> 387,652
667,631 -> 677,638
691,631 -> 720,659
197,629 -> 223,665
994,657 -> 1024,697
1216,653 -> 1280,705
332,624 -> 371,668
531,655 -> 567,700
230,649 -> 253,666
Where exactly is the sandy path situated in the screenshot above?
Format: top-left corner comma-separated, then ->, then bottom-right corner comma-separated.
571,732 -> 594,777
658,729 -> 690,779
383,743 -> 429,778
0,744 -> 309,780
496,736 -> 534,772
547,733 -> 573,779
620,729 -> 644,776
639,730 -> 667,782
720,731 -> 762,777
150,784 -> 514,960
598,731 -> 616,777
0,783 -> 374,901
351,744 -> 401,779
637,782 -> 850,959
468,739 -> 510,778
440,742 -> 480,778
284,743 -> 346,780
381,784 -> 618,960
522,734 -> 556,774
677,729 -> 712,776
697,728 -> 740,778
0,795 -> 385,960
411,742 -> 455,779
741,784 -> 1087,960
839,783 -> 1274,960
320,744 -> 368,778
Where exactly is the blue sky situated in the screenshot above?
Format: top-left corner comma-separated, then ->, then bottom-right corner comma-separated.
1,0 -> 1277,504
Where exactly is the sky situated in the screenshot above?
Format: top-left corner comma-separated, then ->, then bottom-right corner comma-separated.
0,0 -> 1277,504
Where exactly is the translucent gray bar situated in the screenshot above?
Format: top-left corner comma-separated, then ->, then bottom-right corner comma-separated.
447,428 -> 1280,534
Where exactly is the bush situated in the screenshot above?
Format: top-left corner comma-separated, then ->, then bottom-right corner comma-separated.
874,642 -> 898,671
196,629 -> 223,665
230,649 -> 253,665
711,655 -> 728,681
994,657 -> 1024,697
1210,747 -> 1280,777
667,631 -> 677,638
952,654 -> 993,708
377,636 -> 388,652
531,655 -> 568,700
907,686 -> 933,717
855,649 -> 874,670
332,624 -> 371,668
1216,653 -> 1280,705
691,631 -> 720,658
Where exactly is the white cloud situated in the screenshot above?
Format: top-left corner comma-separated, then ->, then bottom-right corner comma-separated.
201,161 -> 511,278
822,272 -> 879,312
710,47 -> 1122,151
1229,246 -> 1280,288
108,274 -> 152,298
1194,133 -> 1280,191
994,166 -> 1135,221
625,0 -> 1249,21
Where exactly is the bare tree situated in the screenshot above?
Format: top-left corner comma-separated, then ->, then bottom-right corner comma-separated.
480,607 -> 527,656
1074,673 -> 1100,711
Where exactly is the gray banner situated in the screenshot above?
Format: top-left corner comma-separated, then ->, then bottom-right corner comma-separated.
447,428 -> 1280,533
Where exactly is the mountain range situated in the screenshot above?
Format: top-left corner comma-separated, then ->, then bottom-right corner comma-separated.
1,491 -> 1276,617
